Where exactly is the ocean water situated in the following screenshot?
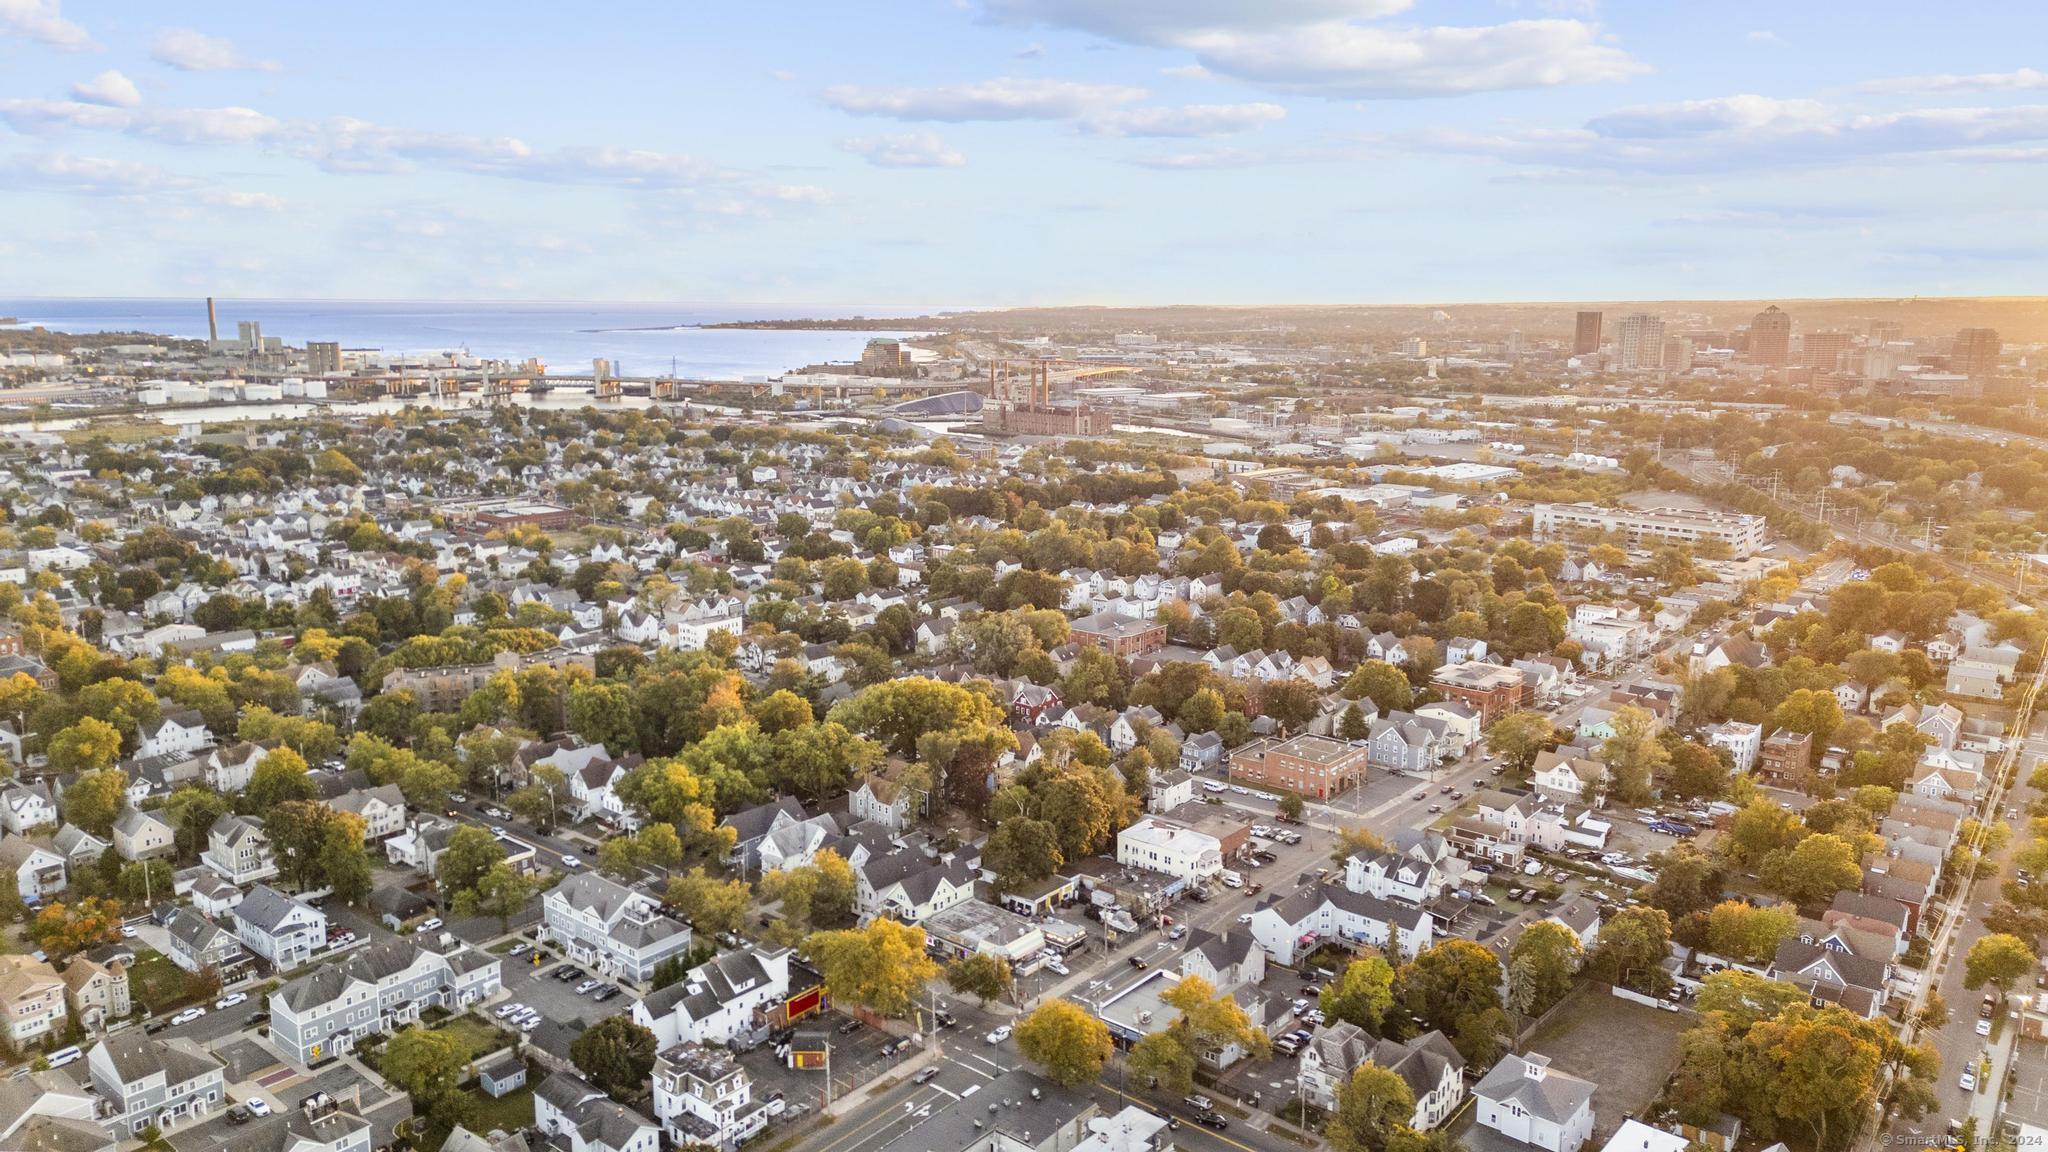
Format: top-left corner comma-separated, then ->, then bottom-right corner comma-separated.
0,297 -> 942,380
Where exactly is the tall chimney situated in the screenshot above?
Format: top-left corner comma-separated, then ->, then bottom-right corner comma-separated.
206,297 -> 218,343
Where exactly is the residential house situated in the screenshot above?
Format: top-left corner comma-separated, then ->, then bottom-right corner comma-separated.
1704,722 -> 1762,775
1367,1031 -> 1467,1130
533,1072 -> 660,1152
541,872 -> 694,982
1531,751 -> 1606,807
202,813 -> 279,886
329,785 -> 407,840
164,912 -> 248,976
86,1032 -> 226,1135
633,945 -> 793,1050
0,837 -> 66,904
137,711 -> 212,760
267,938 -> 502,1066
0,955 -> 66,1045
0,782 -> 55,836
62,955 -> 131,1033
233,885 -> 328,970
111,808 -> 176,862
1472,1053 -> 1597,1152
652,1044 -> 771,1151
1248,883 -> 1433,965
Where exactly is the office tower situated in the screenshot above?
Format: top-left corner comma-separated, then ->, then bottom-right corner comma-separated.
1663,335 -> 1694,373
1748,305 -> 1792,366
1803,332 -> 1851,373
1869,320 -> 1905,344
1864,344 -> 1901,381
1617,313 -> 1664,369
307,342 -> 342,375
1954,327 -> 2002,378
1573,311 -> 1602,355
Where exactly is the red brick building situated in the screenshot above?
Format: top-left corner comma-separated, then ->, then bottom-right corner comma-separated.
1227,734 -> 1370,800
1069,611 -> 1167,657
1429,662 -> 1526,728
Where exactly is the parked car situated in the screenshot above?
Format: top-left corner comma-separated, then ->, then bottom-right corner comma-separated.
1045,959 -> 1070,976
1184,1095 -> 1215,1111
246,1099 -> 272,1117
1194,1113 -> 1230,1130
419,917 -> 443,932
837,1018 -> 864,1035
560,855 -> 582,870
171,1007 -> 206,1025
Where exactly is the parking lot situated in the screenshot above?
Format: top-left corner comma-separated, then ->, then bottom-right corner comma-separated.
492,954 -> 635,1051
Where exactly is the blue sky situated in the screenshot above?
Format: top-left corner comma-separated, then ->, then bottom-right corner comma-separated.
4,1 -> 2048,305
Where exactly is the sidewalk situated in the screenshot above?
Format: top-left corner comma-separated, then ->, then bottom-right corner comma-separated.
820,1040 -> 944,1118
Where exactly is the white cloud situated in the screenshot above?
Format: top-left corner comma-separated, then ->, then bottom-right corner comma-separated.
0,152 -> 186,195
1081,102 -> 1285,137
1747,30 -> 1777,43
1863,68 -> 2048,95
983,0 -> 1641,98
1161,63 -> 1211,80
822,77 -> 1146,121
150,28 -> 280,72
1015,42 -> 1045,58
0,0 -> 89,49
200,189 -> 287,211
71,70 -> 141,109
1404,94 -> 2048,176
841,131 -> 968,168
0,97 -> 821,214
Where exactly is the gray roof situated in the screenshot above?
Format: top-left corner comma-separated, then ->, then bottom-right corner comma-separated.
1472,1054 -> 1595,1123
233,884 -> 315,933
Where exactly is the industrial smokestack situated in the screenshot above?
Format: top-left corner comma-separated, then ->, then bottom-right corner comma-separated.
206,297 -> 218,343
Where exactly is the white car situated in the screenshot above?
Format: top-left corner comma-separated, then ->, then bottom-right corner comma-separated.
1977,1017 -> 1993,1036
1961,1068 -> 1978,1091
1202,782 -> 1226,793
1230,785 -> 1250,795
120,926 -> 137,938
560,855 -> 582,870
987,1025 -> 1012,1044
419,917 -> 443,931
215,992 -> 248,1010
520,1017 -> 540,1032
245,1099 -> 272,1117
577,979 -> 601,994
171,1007 -> 206,1025
1045,959 -> 1069,976
1237,913 -> 1254,924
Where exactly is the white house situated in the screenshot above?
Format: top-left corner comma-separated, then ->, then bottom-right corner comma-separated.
1116,817 -> 1223,882
1473,1053 -> 1596,1152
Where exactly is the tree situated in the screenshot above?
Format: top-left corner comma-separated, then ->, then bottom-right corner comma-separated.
1703,901 -> 1797,966
1693,969 -> 1810,1029
1343,661 -> 1412,712
806,919 -> 940,1018
1599,706 -> 1667,806
567,681 -> 638,752
1321,955 -> 1396,1031
1760,833 -> 1862,908
1965,933 -> 2037,994
28,898 -> 123,957
1725,798 -> 1806,867
1327,1064 -> 1416,1152
116,859 -> 175,903
1771,689 -> 1844,749
1587,906 -> 1672,994
984,817 -> 1065,891
48,717 -> 121,775
666,867 -> 750,937
1396,941 -> 1503,1055
1507,921 -> 1582,1017
1666,741 -> 1730,801
1646,844 -> 1726,920
1259,681 -> 1320,734
437,825 -> 507,900
1127,1030 -> 1198,1096
571,1017 -> 659,1097
382,1025 -> 469,1100
1015,999 -> 1113,1087
453,862 -> 534,930
1278,793 -> 1306,822
946,954 -> 1014,1006
1338,703 -> 1371,741
62,767 -> 128,836
1486,711 -> 1557,773
246,747 -> 317,811
1124,973 -> 1271,1093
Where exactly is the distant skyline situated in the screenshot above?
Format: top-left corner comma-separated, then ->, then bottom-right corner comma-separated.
4,2 -> 2048,305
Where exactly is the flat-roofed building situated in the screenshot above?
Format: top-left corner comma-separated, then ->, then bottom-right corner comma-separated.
1227,734 -> 1369,800
1531,502 -> 1767,558
1430,662 -> 1527,728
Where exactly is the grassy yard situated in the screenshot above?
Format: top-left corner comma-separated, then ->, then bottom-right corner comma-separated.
128,951 -> 199,1015
431,1013 -> 515,1060
469,1086 -> 535,1133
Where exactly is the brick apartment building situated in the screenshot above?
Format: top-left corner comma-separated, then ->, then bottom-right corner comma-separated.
1069,611 -> 1167,658
1430,662 -> 1527,728
1757,730 -> 1814,787
1228,734 -> 1370,800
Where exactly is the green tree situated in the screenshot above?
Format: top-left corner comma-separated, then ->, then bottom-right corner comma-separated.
945,954 -> 1014,1006
1760,833 -> 1862,908
1600,705 -> 1667,805
567,680 -> 638,752
1587,906 -> 1673,994
1327,1064 -> 1417,1152
570,1017 -> 659,1097
382,1025 -> 469,1099
1321,955 -> 1396,1031
437,825 -> 507,900
1645,844 -> 1726,921
806,919 -> 941,1018
246,747 -> 317,811
666,867 -> 751,937
61,767 -> 128,836
1014,999 -> 1113,1087
1396,940 -> 1504,1057
1507,921 -> 1582,1017
1486,711 -> 1557,772
453,862 -> 535,930
1964,933 -> 2037,994
1342,661 -> 1412,712
48,717 -> 122,775
1703,901 -> 1797,966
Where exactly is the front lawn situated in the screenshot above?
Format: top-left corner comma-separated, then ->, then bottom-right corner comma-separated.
431,1013 -> 515,1060
128,951 -> 202,1015
470,1086 -> 536,1133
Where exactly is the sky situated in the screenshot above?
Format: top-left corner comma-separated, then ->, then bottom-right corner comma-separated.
4,1 -> 2048,306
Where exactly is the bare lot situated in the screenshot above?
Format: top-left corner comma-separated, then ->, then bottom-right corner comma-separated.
1521,986 -> 1689,1123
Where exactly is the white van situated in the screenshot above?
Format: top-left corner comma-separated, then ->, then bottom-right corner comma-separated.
46,1046 -> 81,1068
